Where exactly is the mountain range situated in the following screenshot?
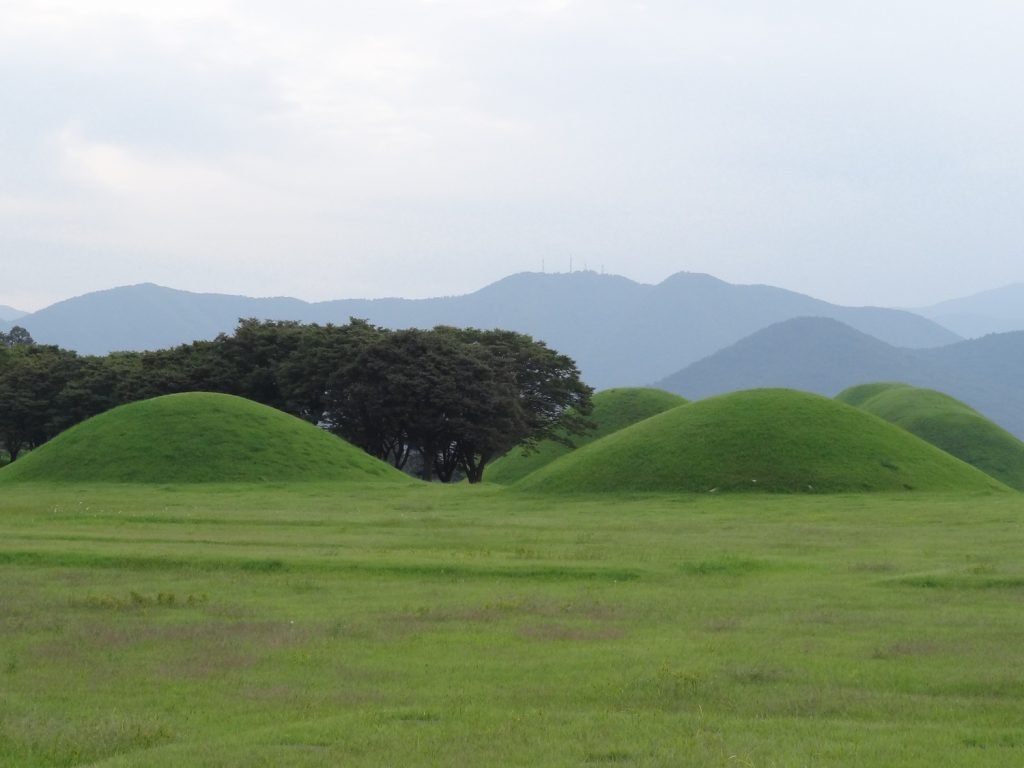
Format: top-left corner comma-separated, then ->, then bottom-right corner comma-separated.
6,270 -> 1023,436
0,305 -> 27,323
1,272 -> 961,390
915,283 -> 1024,337
655,317 -> 1024,439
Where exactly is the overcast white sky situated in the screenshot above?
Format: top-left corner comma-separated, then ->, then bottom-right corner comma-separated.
2,1 -> 1023,311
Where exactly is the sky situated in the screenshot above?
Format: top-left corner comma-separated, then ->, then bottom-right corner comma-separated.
2,1 -> 1023,312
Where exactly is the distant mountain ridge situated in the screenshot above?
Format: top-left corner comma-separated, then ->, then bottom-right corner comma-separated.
1,283 -> 315,355
0,305 -> 27,322
656,318 -> 929,397
916,283 -> 1024,337
0,272 -> 960,389
655,317 -> 1024,439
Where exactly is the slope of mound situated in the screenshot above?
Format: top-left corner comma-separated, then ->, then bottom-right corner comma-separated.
837,383 -> 1024,490
833,382 -> 903,408
516,389 -> 1008,494
486,388 -> 686,484
0,393 -> 409,484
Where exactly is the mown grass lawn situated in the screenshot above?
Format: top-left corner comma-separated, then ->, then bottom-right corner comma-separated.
1,483 -> 1022,766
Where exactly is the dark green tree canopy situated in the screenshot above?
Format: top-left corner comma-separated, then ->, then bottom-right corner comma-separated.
323,324 -> 592,482
431,327 -> 594,482
0,344 -> 77,461
0,318 -> 592,481
0,326 -> 35,348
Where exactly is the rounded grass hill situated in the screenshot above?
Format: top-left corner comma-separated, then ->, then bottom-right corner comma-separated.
0,392 -> 410,485
486,387 -> 687,484
836,383 -> 1024,491
516,389 -> 1009,495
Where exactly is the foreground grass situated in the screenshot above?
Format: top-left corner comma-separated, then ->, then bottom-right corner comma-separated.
1,482 -> 1023,766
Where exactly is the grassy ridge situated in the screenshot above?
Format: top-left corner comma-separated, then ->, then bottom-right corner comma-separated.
837,382 -> 1024,490
517,389 -> 1009,494
487,387 -> 686,484
0,393 -> 409,485
2,484 -> 1024,766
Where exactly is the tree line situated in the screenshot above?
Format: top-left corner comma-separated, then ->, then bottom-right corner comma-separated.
0,320 -> 593,482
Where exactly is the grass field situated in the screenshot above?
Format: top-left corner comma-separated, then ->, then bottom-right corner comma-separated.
2,481 -> 1023,766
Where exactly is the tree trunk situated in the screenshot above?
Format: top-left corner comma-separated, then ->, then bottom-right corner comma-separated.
419,449 -> 434,482
460,453 -> 487,484
2,435 -> 23,462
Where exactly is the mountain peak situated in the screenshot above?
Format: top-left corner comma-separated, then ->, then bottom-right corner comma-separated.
0,304 -> 28,322
656,271 -> 729,288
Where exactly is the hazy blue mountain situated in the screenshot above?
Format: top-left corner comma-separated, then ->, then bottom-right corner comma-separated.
6,272 -> 960,388
915,283 -> 1024,337
655,318 -> 1024,439
655,318 -> 930,398
1,283 -> 313,355
0,305 -> 27,322
922,329 -> 1024,371
310,271 -> 958,389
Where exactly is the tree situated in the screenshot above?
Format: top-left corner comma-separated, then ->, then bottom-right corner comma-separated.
326,328 -> 439,475
216,319 -> 306,409
0,326 -> 35,348
179,318 -> 384,424
438,327 -> 593,482
0,316 -> 591,482
0,344 -> 77,461
277,319 -> 384,425
134,346 -> 200,399
54,354 -> 143,430
327,326 -> 593,483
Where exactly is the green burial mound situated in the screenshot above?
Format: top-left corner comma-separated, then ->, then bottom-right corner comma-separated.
0,392 -> 410,485
516,388 -> 1009,494
486,387 -> 687,484
837,383 -> 1024,490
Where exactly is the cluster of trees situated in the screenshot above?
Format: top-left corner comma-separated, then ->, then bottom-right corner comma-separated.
0,320 -> 593,482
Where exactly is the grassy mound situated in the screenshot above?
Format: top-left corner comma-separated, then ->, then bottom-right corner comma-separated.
517,389 -> 1008,494
0,392 -> 410,484
486,388 -> 687,484
836,383 -> 1024,490
831,381 -> 901,408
